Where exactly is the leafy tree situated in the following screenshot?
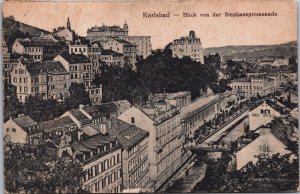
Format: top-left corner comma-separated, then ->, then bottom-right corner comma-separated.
4,143 -> 86,193
66,82 -> 91,109
3,84 -> 23,121
194,153 -> 299,192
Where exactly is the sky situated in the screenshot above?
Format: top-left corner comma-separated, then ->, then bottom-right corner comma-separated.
2,0 -> 297,49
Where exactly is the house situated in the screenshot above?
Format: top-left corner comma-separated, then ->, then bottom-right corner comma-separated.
3,114 -> 42,145
102,39 -> 137,68
229,75 -> 276,98
118,100 -> 183,191
40,116 -> 78,139
110,118 -> 149,190
100,49 -> 124,66
248,101 -> 281,131
279,91 -> 298,105
236,119 -> 295,170
123,36 -> 152,59
10,59 -> 70,103
54,53 -> 102,104
170,31 -> 204,64
53,17 -> 74,42
72,130 -> 123,193
86,22 -> 128,42
60,108 -> 92,128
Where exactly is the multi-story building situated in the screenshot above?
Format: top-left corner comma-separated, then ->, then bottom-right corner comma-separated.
69,41 -> 102,61
170,30 -> 204,64
110,118 -> 149,190
3,114 -> 43,145
229,75 -> 276,98
54,53 -> 102,104
258,56 -> 289,67
118,98 -> 183,191
86,22 -> 129,42
12,38 -> 43,61
248,101 -> 281,131
10,59 -> 70,102
100,50 -> 124,66
73,131 -> 122,193
123,36 -> 152,59
12,38 -> 67,61
103,39 -> 137,67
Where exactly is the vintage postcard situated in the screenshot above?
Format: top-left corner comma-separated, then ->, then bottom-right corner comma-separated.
2,0 -> 298,193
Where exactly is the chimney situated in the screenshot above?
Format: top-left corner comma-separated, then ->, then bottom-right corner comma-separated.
77,130 -> 83,141
79,104 -> 85,109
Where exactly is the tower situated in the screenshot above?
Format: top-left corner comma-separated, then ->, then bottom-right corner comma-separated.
67,17 -> 71,30
123,21 -> 128,36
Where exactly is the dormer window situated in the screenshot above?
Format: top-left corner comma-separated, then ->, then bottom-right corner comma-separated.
90,151 -> 93,157
104,145 -> 107,151
97,147 -> 100,153
83,154 -> 86,160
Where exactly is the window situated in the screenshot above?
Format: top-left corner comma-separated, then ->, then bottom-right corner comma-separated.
131,117 -> 135,124
12,128 -> 16,132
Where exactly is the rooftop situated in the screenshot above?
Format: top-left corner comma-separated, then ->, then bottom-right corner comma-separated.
22,60 -> 67,75
68,109 -> 91,125
110,118 -> 148,150
101,49 -> 124,57
59,53 -> 91,64
39,117 -> 77,133
12,115 -> 39,134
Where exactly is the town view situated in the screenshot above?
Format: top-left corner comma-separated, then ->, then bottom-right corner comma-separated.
2,1 -> 299,193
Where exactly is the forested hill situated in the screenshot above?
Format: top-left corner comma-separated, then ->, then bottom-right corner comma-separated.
204,41 -> 297,58
3,16 -> 50,50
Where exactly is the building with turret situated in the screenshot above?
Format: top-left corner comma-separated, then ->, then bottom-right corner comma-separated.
87,22 -> 129,42
170,31 -> 204,64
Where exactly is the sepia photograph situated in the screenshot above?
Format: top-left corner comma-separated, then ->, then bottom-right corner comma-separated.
1,0 -> 298,193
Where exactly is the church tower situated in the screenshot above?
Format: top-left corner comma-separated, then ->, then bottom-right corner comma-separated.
67,17 -> 71,30
123,21 -> 128,36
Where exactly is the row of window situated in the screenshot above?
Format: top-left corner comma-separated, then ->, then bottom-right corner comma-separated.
129,160 -> 148,187
85,154 -> 121,181
128,152 -> 147,173
24,47 -> 42,52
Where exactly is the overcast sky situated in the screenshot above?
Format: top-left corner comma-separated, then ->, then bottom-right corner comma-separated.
3,0 -> 297,49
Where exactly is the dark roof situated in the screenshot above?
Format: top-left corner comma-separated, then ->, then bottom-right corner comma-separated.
267,119 -> 290,146
97,102 -> 119,115
19,39 -> 62,48
59,53 -> 91,64
39,117 -> 77,133
110,118 -> 148,150
101,49 -> 124,57
81,106 -> 104,118
22,60 -> 67,74
13,115 -> 39,134
68,109 -> 91,125
72,133 -> 120,164
112,39 -> 134,45
232,77 -> 251,82
87,24 -> 125,32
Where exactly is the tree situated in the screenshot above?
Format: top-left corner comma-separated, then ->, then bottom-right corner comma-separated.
4,143 -> 86,193
66,83 -> 91,109
3,84 -> 23,121
194,153 -> 299,192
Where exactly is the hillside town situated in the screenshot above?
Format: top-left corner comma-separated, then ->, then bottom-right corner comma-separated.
2,15 -> 299,193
